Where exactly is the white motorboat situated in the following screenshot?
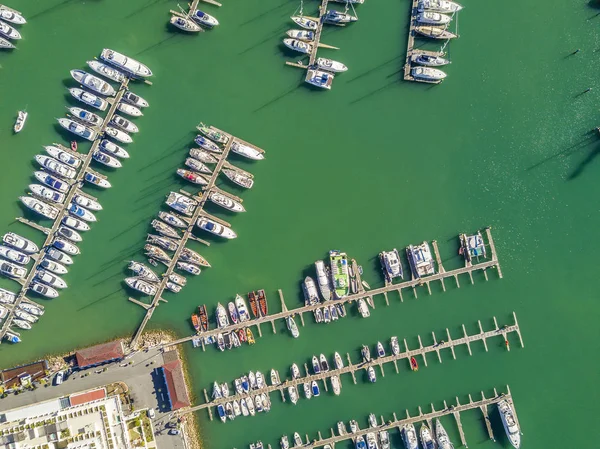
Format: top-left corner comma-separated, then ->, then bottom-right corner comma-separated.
36,155 -> 77,179
29,184 -> 65,204
330,375 -> 341,396
302,276 -> 319,306
87,60 -> 127,83
57,226 -> 82,243
417,11 -> 452,25
231,141 -> 264,160
286,29 -> 315,41
185,157 -> 212,174
315,260 -> 332,300
286,316 -> 299,338
207,191 -> 245,213
100,48 -> 153,77
402,424 -> 419,449
44,145 -> 81,168
418,0 -> 463,13
283,38 -> 312,54
411,53 -> 451,66
235,294 -> 250,322
13,319 -> 31,330
189,148 -> 218,163
324,10 -> 358,24
30,281 -> 59,298
117,102 -> 143,117
46,247 -> 73,265
290,16 -> 318,30
0,260 -> 26,279
177,169 -> 209,185
68,106 -> 104,126
222,168 -> 254,189
411,66 -> 447,82
34,171 -> 69,193
3,233 -> 38,254
170,15 -> 202,32
84,172 -> 112,189
53,237 -> 79,256
58,118 -> 97,141
176,261 -> 201,275
367,366 -> 376,383
69,88 -> 108,111
128,261 -> 160,282
151,219 -> 180,239
70,69 -> 116,96
357,298 -> 370,318
19,302 -> 44,317
20,196 -> 59,219
196,217 -> 237,239
391,336 -> 400,355
67,202 -> 97,222
190,9 -> 219,27
303,382 -> 312,399
331,0 -> 363,3
0,9 -> 26,25
0,287 -> 16,304
62,216 -> 91,232
105,126 -> 132,143
270,369 -> 281,385
334,352 -> 344,369
305,69 -> 334,89
36,268 -> 67,289
123,91 -> 149,108
0,35 -> 14,48
14,110 -> 27,132
93,150 -> 122,168
74,194 -> 102,211
498,399 -> 521,448
111,115 -> 139,133
0,245 -> 30,265
40,257 -> 68,275
0,20 -> 21,39
419,424 -> 436,449
15,309 -> 37,324
317,58 -> 348,73
158,211 -> 188,228
379,248 -> 403,281
434,419 -> 455,449
125,277 -> 158,295
99,139 -> 130,158
414,26 -> 457,39
215,302 -> 229,328
166,192 -> 198,216
287,386 -> 299,404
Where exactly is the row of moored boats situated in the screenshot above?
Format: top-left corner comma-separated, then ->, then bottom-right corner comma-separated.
0,5 -> 25,50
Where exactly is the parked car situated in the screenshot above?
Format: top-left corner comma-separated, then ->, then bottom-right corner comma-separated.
169,429 -> 180,436
54,371 -> 64,386
147,408 -> 155,419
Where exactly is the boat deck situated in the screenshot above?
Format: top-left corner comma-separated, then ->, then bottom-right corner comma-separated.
179,312 -> 523,419
128,126 -> 265,349
0,78 -> 133,343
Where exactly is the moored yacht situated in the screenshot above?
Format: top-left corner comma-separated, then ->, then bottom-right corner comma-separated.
231,141 -> 264,160
69,88 -> 108,111
420,423 -> 437,449
57,118 -> 98,141
125,277 -> 158,295
305,69 -> 334,89
46,247 -> 73,265
87,60 -> 127,83
329,250 -> 349,298
402,424 -> 418,449
104,126 -> 132,144
70,69 -> 116,96
418,0 -> 463,13
92,150 -> 122,168
235,294 -> 250,321
111,115 -> 139,133
36,155 -> 77,179
287,316 -> 299,338
207,191 -> 245,213
185,157 -> 212,174
302,276 -> 320,306
411,53 -> 451,66
323,10 -> 358,24
286,29 -> 315,41
222,168 -> 254,189
20,196 -> 59,219
196,217 -> 237,239
170,15 -> 202,32
283,38 -> 312,54
44,145 -> 81,168
417,11 -> 452,25
123,91 -> 149,108
191,10 -> 219,27
315,260 -> 332,300
36,268 -> 67,289
291,16 -> 318,30
0,36 -> 14,49
34,171 -> 69,193
166,191 -> 197,216
407,242 -> 436,278
68,106 -> 104,126
316,58 -> 348,73
100,139 -> 130,158
434,419 -> 454,449
216,302 -> 229,328
29,184 -> 65,204
101,48 -> 153,77
411,66 -> 447,82
379,249 -> 403,281
0,20 -> 21,39
0,260 -> 27,279
40,257 -> 68,275
414,26 -> 457,39
117,102 -> 143,117
0,245 -> 30,265
30,281 -> 59,298
0,8 -> 26,24
498,398 -> 521,448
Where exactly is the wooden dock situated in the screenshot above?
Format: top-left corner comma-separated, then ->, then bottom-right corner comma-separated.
0,77 -> 136,343
180,312 -> 522,418
129,126 -> 265,349
164,227 -> 502,349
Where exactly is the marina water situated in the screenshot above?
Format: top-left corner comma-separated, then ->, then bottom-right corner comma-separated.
0,0 -> 599,448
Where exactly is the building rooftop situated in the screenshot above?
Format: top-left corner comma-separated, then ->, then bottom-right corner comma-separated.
75,341 -> 124,368
160,360 -> 190,410
1,360 -> 49,387
70,388 -> 107,407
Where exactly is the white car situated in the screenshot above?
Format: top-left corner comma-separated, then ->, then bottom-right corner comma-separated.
54,371 -> 64,386
147,408 -> 155,419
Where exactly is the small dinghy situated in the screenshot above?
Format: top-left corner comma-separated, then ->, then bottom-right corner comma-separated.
286,29 -> 315,41
151,219 -> 180,239
36,155 -> 77,179
104,126 -> 132,143
125,277 -> 158,295
117,102 -> 143,117
128,261 -> 160,282
222,168 -> 254,189
411,66 -> 447,81
20,196 -> 59,219
0,9 -> 26,25
306,69 -> 334,89
93,150 -> 122,168
231,141 -> 264,160
57,118 -> 98,141
62,216 -> 90,232
30,281 -> 59,298
185,157 -> 212,174
3,232 -> 38,254
40,257 -> 68,275
191,10 -> 219,27
0,36 -> 15,49
84,172 -> 112,188
190,148 -> 218,164
417,11 -> 452,25
123,91 -> 149,108
177,168 -> 209,185
207,191 -> 245,213
29,184 -> 65,204
158,211 -> 187,228
291,16 -> 318,30
0,20 -> 21,39
44,145 -> 81,168
100,48 -> 153,78
170,15 -> 202,32
324,10 -> 358,24
14,110 -> 27,133
34,171 -> 69,193
177,261 -> 202,275
111,115 -> 139,133
317,58 -> 348,73
68,106 -> 104,126
99,139 -> 129,158
69,88 -> 108,111
0,245 -> 30,264
68,203 -> 96,222
74,194 -> 102,211
87,60 -> 127,83
70,69 -> 116,96
46,247 -> 73,265
283,38 -> 312,54
194,135 -> 222,153
411,53 -> 450,66
196,217 -> 237,239
414,25 -> 457,39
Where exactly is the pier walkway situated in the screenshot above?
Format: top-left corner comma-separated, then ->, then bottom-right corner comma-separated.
0,79 -> 131,343
182,312 -> 522,418
129,127 -> 264,349
164,228 -> 502,349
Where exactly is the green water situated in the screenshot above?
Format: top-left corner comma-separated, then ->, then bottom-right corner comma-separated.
1,0 -> 599,447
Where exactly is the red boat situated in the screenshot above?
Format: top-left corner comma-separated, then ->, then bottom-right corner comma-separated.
237,328 -> 247,343
410,356 -> 419,372
71,141 -> 78,151
257,289 -> 268,317
248,291 -> 259,318
198,305 -> 208,332
191,314 -> 200,332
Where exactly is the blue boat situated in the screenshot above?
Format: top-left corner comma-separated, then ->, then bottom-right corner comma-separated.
311,380 -> 320,397
5,333 -> 20,343
191,10 -> 219,27
355,436 -> 367,449
241,376 -> 250,393
217,404 -> 226,423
